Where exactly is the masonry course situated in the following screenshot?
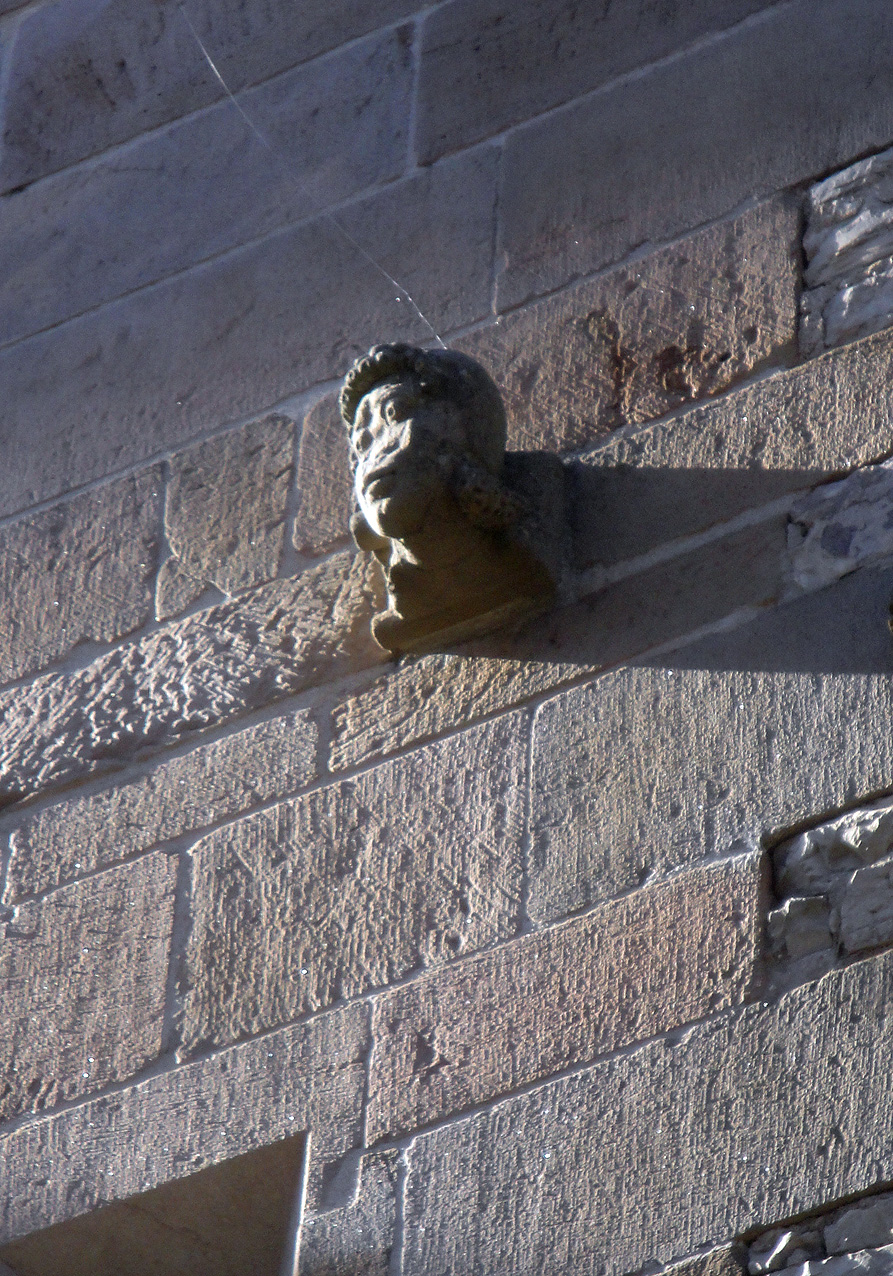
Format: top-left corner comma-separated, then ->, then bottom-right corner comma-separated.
416,0 -> 776,164
0,854 -> 176,1125
4,708 -> 318,902
182,714 -> 527,1052
0,1002 -> 368,1243
0,553 -> 385,807
403,948 -> 893,1276
158,413 -> 295,619
498,0 -> 893,308
0,0 -> 421,192
299,1150 -> 398,1276
0,146 -> 497,518
367,853 -> 763,1142
0,467 -> 161,685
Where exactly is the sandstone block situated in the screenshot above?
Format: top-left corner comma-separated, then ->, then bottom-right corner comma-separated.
0,553 -> 385,807
0,467 -> 161,685
403,949 -> 893,1276
457,195 -> 799,452
293,393 -> 353,557
367,854 -> 763,1142
299,1151 -> 398,1276
5,708 -> 318,902
498,0 -> 893,307
0,148 -> 497,518
160,414 -> 296,616
0,1003 -> 367,1243
182,715 -> 526,1052
0,0 -> 419,190
417,0 -> 772,163
531,565 -> 893,922
825,1196 -> 893,1255
0,854 -> 176,1124
0,27 -> 413,346
571,326 -> 893,574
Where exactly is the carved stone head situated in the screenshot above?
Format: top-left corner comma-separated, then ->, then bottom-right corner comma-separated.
340,344 -> 558,653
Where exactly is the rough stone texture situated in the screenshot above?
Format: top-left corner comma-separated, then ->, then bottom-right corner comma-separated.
417,0 -> 773,163
531,563 -> 893,923
299,1151 -> 398,1276
0,147 -> 497,519
801,260 -> 893,358
750,1227 -> 824,1274
0,1003 -> 367,1243
5,708 -> 318,902
774,797 -> 893,899
498,0 -> 893,308
787,462 -> 893,592
0,552 -> 384,807
572,326 -> 893,575
402,949 -> 893,1276
0,854 -> 176,1124
0,467 -> 161,685
367,854 -> 763,1142
839,859 -> 893,954
777,1250 -> 893,1276
767,896 -> 833,961
0,1134 -> 306,1276
804,145 -> 893,288
826,1196 -> 893,1255
0,0 -> 420,191
459,194 -> 799,452
294,393 -> 352,556
159,414 -> 296,618
0,28 -> 414,347
183,714 -> 526,1052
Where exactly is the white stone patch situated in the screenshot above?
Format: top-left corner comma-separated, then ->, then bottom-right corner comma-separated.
786,461 -> 893,592
801,144 -> 893,354
826,1199 -> 893,1256
751,1195 -> 893,1276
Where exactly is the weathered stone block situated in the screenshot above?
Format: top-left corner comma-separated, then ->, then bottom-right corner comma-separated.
458,195 -> 799,452
299,1151 -> 398,1276
839,859 -> 893,954
787,461 -> 893,593
367,854 -> 763,1142
572,326 -> 893,573
498,0 -> 893,307
0,1003 -> 367,1242
825,1195 -> 893,1255
0,854 -> 176,1124
160,414 -> 296,617
801,260 -> 893,357
0,148 -> 497,518
0,552 -> 384,806
182,715 -> 526,1052
0,0 -> 419,190
5,708 -> 318,902
773,796 -> 893,899
418,0 -> 773,161
804,145 -> 893,288
0,27 -> 414,346
0,467 -> 161,684
531,564 -> 893,922
293,393 -> 352,557
403,949 -> 893,1276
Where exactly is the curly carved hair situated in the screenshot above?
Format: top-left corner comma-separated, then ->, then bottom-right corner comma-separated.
339,343 -> 508,475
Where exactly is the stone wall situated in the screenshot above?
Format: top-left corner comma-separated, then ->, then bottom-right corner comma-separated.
4,0 -> 893,1272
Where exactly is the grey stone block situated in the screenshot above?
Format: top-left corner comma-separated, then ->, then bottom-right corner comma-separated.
0,147 -> 497,518
293,393 -> 353,557
531,565 -> 893,923
458,195 -> 800,453
750,1228 -> 824,1275
805,146 -> 893,287
402,949 -> 893,1276
4,708 -> 318,902
417,0 -> 774,162
299,1150 -> 398,1276
367,854 -> 763,1142
767,897 -> 833,961
498,0 -> 893,307
0,27 -> 413,345
787,462 -> 893,593
780,1249 -> 893,1276
0,552 -> 385,807
572,326 -> 893,575
773,796 -> 893,899
825,1196 -> 893,1255
839,859 -> 893,954
0,854 -> 176,1124
0,1002 -> 367,1243
0,0 -> 419,190
801,260 -> 893,357
162,414 -> 296,608
182,714 -> 526,1052
0,467 -> 161,685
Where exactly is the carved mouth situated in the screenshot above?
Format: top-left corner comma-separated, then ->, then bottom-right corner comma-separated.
362,466 -> 398,498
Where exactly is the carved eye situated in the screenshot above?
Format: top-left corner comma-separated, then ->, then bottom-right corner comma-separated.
353,427 -> 372,454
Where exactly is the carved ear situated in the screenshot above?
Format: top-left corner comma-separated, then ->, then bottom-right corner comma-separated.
455,465 -> 526,530
350,510 -> 390,552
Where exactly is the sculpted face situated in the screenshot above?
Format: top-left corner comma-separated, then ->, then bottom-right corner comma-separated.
350,378 -> 472,539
